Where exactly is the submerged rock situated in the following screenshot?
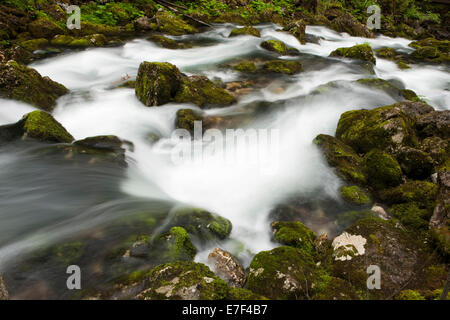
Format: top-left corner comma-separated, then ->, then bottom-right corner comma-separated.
282,20 -> 306,45
50,34 -> 108,48
208,248 -> 246,288
330,44 -> 376,64
229,26 -> 260,38
262,60 -> 302,75
0,60 -> 68,111
135,261 -> 229,300
260,40 -> 299,56
135,62 -> 183,106
0,110 -> 74,144
356,78 -> 421,102
233,61 -> 257,73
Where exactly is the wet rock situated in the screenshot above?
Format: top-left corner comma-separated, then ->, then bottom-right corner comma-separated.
0,275 -> 8,300
395,146 -> 434,180
271,221 -> 316,254
336,210 -> 377,230
416,110 -> 450,139
356,78 -> 421,102
134,16 -> 154,31
148,35 -> 190,49
208,248 -> 246,288
330,44 -> 376,64
0,60 -> 68,111
155,9 -> 198,36
0,110 -> 74,145
174,75 -> 236,108
331,217 -> 428,299
260,40 -> 299,56
27,17 -> 64,39
135,61 -> 183,106
149,227 -> 197,263
233,61 -> 257,73
282,20 -> 306,44
329,13 -> 374,38
245,246 -> 329,300
135,261 -> 229,300
340,186 -> 371,205
363,149 -> 403,190
262,60 -> 302,75
229,26 -> 260,38
409,38 -> 449,64
313,134 -> 366,185
312,277 -> 359,300
165,207 -> 232,241
375,47 -> 410,69
50,34 -> 108,48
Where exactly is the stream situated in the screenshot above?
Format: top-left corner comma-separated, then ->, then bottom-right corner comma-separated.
0,23 -> 449,299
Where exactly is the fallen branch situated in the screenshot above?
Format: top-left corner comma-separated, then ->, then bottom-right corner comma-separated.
154,0 -> 213,28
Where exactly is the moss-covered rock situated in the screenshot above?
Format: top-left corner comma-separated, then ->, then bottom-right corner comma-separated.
226,287 -> 268,300
394,289 -> 425,300
335,102 -> 433,154
313,134 -> 366,185
260,40 -> 299,56
166,207 -> 232,241
390,203 -> 429,231
0,275 -> 8,300
0,110 -> 74,144
147,35 -> 189,49
262,60 -> 302,75
409,38 -> 449,64
18,38 -> 49,51
330,44 -> 376,64
375,47 -> 410,69
271,221 -> 316,255
155,10 -> 198,36
312,277 -> 359,300
356,78 -> 420,101
336,210 -> 377,230
378,180 -> 438,211
282,20 -> 306,45
229,26 -> 260,38
331,217 -> 429,299
135,261 -> 229,300
416,110 -> 450,139
234,61 -> 257,73
175,108 -> 203,134
0,60 -> 68,111
340,186 -> 371,205
50,34 -> 108,48
329,13 -> 374,38
395,146 -> 434,179
135,61 -> 183,106
27,17 -> 64,39
363,149 -> 403,190
174,75 -> 236,108
150,227 -> 197,263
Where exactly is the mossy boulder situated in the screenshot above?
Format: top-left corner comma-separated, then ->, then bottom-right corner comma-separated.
229,26 -> 260,38
340,186 -> 371,205
246,246 -> 330,300
262,60 -> 302,75
174,75 -> 236,108
331,217 -> 428,299
148,35 -> 189,49
336,210 -> 377,230
395,146 -> 434,180
135,61 -> 183,106
0,110 -> 74,144
312,277 -> 359,300
226,287 -> 268,300
234,61 -> 257,73
335,102 -> 433,154
149,227 -> 197,263
271,221 -> 316,255
0,60 -> 68,111
260,40 -> 299,56
175,108 -> 203,134
375,47 -> 410,69
0,275 -> 8,300
18,38 -> 49,51
356,78 -> 420,102
155,10 -> 198,36
313,134 -> 366,185
409,38 -> 449,63
51,34 -> 108,48
390,203 -> 429,231
282,20 -> 306,45
166,207 -> 232,241
27,17 -> 64,39
363,149 -> 403,190
134,261 -> 229,300
416,110 -> 450,139
394,289 -> 425,300
329,13 -> 374,38
330,44 -> 376,64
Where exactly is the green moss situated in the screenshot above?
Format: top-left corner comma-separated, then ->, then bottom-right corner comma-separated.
18,38 -> 49,51
156,10 -> 198,36
53,241 -> 84,265
229,26 -> 260,37
246,246 -> 330,300
137,261 -> 229,300
395,147 -> 434,179
22,111 -> 74,143
153,227 -> 197,262
261,40 -> 299,55
148,35 -> 188,49
390,203 -> 429,231
80,2 -> 145,26
175,108 -> 203,133
28,17 -> 64,39
262,60 -> 302,74
167,207 -> 232,241
340,186 -> 371,205
395,289 -> 425,300
271,221 -> 316,254
312,277 -> 359,300
174,76 -> 236,108
378,180 -> 438,211
226,287 -> 268,300
363,149 -> 403,190
135,61 -> 182,106
0,60 -> 68,111
336,210 -> 376,230
313,134 -> 366,185
234,61 -> 257,73
330,43 -> 376,64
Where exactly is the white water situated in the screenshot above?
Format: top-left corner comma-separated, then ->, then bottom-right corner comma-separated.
0,24 -> 449,276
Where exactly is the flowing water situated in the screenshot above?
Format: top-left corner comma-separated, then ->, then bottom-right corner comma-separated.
0,23 -> 449,299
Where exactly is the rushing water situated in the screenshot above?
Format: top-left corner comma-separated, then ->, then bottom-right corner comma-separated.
0,23 -> 449,299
